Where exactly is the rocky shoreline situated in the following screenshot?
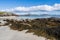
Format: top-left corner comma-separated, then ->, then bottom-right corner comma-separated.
1,17 -> 60,40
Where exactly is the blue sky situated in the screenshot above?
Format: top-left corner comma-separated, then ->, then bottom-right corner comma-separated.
0,0 -> 60,10
0,0 -> 60,15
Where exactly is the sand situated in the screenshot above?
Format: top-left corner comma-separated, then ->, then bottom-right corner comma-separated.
0,16 -> 47,40
0,26 -> 47,40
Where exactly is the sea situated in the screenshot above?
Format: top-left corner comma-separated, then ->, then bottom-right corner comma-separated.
18,15 -> 60,20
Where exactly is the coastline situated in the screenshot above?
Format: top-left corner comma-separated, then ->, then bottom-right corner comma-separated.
0,16 -> 48,40
0,16 -> 17,19
0,16 -> 60,40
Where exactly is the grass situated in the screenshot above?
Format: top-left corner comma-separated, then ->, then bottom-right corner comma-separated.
0,12 -> 5,14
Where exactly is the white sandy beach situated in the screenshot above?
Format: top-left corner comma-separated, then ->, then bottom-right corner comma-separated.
0,16 -> 48,40
0,26 -> 47,40
0,16 -> 17,19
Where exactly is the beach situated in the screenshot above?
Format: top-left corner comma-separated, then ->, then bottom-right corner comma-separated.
0,16 -> 47,40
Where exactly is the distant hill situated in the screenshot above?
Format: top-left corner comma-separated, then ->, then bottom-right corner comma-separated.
40,14 -> 50,16
0,12 -> 18,16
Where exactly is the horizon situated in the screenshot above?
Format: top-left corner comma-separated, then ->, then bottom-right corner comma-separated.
0,0 -> 60,15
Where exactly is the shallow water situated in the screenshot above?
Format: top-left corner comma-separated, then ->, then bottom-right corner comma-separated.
18,15 -> 60,20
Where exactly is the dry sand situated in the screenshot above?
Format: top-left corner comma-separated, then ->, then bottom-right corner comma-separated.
0,26 -> 47,40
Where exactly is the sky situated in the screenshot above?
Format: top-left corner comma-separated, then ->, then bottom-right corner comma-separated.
0,0 -> 60,15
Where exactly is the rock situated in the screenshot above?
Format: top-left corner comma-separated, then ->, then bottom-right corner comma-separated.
4,17 -> 60,40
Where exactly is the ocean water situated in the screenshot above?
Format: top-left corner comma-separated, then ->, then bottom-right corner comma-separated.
18,15 -> 60,20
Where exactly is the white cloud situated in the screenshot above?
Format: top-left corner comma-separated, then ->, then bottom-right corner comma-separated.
1,3 -> 60,12
14,5 -> 53,12
53,4 -> 60,10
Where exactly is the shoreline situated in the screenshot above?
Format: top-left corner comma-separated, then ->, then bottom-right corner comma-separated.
0,17 -> 60,40
3,17 -> 60,40
0,16 -> 17,19
0,16 -> 48,40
